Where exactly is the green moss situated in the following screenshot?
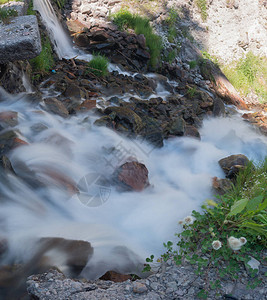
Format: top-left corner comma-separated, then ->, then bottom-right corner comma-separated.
112,9 -> 162,67
223,52 -> 267,103
87,54 -> 109,77
30,36 -> 55,74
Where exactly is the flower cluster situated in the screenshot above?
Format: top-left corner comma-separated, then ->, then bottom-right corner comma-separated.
211,236 -> 247,251
178,216 -> 196,226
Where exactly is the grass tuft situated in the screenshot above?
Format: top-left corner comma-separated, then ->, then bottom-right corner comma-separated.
0,7 -> 17,23
87,54 -> 109,77
30,36 -> 54,74
223,52 -> 267,103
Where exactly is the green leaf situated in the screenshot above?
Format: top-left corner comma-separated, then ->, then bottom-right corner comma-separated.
246,195 -> 264,212
228,198 -> 248,217
240,222 -> 267,235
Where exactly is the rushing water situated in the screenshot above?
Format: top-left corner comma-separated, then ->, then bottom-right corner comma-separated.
0,0 -> 266,283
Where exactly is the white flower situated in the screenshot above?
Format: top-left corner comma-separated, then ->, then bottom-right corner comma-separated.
178,220 -> 184,225
212,240 -> 222,250
183,216 -> 196,225
240,237 -> 247,245
228,236 -> 242,251
211,232 -> 215,237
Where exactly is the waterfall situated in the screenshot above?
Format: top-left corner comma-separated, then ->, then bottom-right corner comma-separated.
33,0 -> 78,59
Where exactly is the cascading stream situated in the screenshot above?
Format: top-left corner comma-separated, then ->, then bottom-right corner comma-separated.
0,0 -> 267,287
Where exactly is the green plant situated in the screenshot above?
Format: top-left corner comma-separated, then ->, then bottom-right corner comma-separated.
189,60 -> 198,69
87,54 -> 109,77
144,158 -> 267,297
112,9 -> 162,67
165,49 -> 177,63
55,0 -> 66,9
0,7 -> 17,23
27,0 -> 35,15
187,86 -> 197,98
195,0 -> 208,21
201,50 -> 219,66
0,0 -> 20,4
30,36 -> 54,74
223,52 -> 267,102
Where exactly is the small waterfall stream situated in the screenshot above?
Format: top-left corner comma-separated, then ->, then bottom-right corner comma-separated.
0,0 -> 267,288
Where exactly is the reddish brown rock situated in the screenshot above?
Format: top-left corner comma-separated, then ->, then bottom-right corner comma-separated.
100,271 -> 132,282
44,98 -> 69,118
0,111 -> 18,128
75,99 -> 96,113
113,161 -> 149,191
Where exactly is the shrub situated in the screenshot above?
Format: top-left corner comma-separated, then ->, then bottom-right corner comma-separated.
144,158 -> 267,296
30,36 -> 54,74
112,9 -> 162,67
87,54 -> 109,77
189,60 -> 197,69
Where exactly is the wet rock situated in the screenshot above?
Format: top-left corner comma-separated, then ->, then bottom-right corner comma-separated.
218,154 -> 250,178
100,271 -> 132,282
212,177 -> 233,195
0,111 -> 18,129
169,117 -> 185,136
94,115 -> 113,127
0,130 -> 27,156
44,98 -> 69,118
74,99 -> 96,113
63,83 -> 81,99
213,97 -> 225,117
38,238 -> 93,277
113,161 -> 149,191
104,106 -> 143,134
184,125 -> 201,139
0,155 -> 15,173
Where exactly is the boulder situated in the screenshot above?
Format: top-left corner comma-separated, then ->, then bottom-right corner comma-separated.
218,154 -> 250,178
169,117 -> 185,136
0,111 -> 18,128
100,271 -> 132,282
0,15 -> 41,63
0,130 -> 27,156
113,161 -> 149,191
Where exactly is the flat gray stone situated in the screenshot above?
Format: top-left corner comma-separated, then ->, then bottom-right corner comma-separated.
0,15 -> 41,63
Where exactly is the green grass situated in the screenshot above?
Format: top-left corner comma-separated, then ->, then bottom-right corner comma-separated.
0,7 -> 17,23
30,36 -> 54,74
189,60 -> 197,69
0,0 -> 20,4
87,54 -> 109,77
112,9 -> 162,67
223,52 -> 267,103
27,0 -> 35,15
195,0 -> 208,21
144,157 -> 267,296
165,49 -> 177,63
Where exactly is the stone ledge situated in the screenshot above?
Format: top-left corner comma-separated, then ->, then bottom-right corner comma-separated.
0,15 -> 41,63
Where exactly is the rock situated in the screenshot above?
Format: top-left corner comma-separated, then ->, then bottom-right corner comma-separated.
44,98 -> 69,118
0,155 -> 15,173
218,154 -> 250,178
0,130 -> 27,156
136,49 -> 150,60
38,238 -> 93,276
136,34 -> 146,49
74,99 -> 96,113
212,177 -> 232,195
0,15 -> 41,63
169,117 -> 185,136
63,83 -> 81,99
0,111 -> 18,128
66,19 -> 85,35
184,125 -> 201,139
113,161 -> 149,191
133,282 -> 148,293
100,271 -> 132,282
213,97 -> 225,117
104,106 -> 143,135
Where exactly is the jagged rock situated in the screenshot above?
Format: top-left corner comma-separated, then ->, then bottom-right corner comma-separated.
213,97 -> 225,117
184,125 -> 201,139
0,130 -> 27,156
113,161 -> 149,191
218,154 -> 250,178
0,15 -> 41,63
0,155 -> 15,173
44,98 -> 69,118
